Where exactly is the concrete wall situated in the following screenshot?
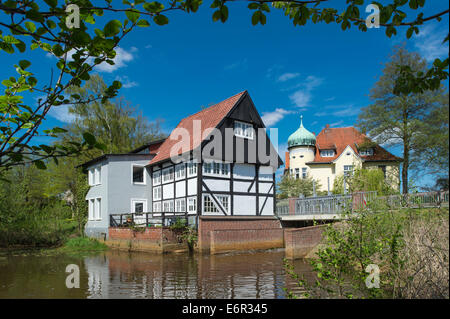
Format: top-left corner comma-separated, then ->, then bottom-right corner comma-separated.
198,216 -> 283,254
284,225 -> 325,259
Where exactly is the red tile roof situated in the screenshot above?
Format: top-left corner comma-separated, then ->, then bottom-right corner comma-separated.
148,91 -> 247,165
308,126 -> 402,164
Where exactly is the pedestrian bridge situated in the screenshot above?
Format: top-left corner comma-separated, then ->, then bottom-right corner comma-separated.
276,191 -> 449,221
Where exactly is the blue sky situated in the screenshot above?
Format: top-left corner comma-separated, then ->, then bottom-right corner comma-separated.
1,1 -> 448,187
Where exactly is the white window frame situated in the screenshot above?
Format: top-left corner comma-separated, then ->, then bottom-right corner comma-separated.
153,186 -> 162,201
153,201 -> 161,213
234,120 -> 254,140
175,163 -> 186,181
320,150 -> 335,157
175,198 -> 186,212
131,199 -> 147,214
187,162 -> 197,177
162,167 -> 174,184
88,197 -> 102,221
132,164 -> 146,185
88,166 -> 101,186
359,148 -> 374,156
152,170 -> 161,185
344,165 -> 354,177
202,161 -> 230,177
295,168 -> 300,179
187,197 -> 197,213
163,200 -> 174,212
202,194 -> 229,214
302,167 -> 307,179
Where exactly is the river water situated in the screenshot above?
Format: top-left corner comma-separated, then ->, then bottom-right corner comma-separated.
0,249 -> 315,299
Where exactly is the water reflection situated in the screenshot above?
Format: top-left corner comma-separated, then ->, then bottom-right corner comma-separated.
0,249 -> 314,299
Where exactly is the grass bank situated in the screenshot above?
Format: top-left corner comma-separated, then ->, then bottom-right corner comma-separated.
58,237 -> 108,252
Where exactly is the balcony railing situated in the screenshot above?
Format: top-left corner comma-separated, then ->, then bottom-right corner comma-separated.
109,212 -> 189,228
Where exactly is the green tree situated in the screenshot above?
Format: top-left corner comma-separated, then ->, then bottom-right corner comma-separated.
277,174 -> 322,199
410,99 -> 449,185
357,46 -> 448,194
333,167 -> 398,195
1,1 -> 448,173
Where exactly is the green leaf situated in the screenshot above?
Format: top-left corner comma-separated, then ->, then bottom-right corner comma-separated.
34,160 -> 47,170
126,10 -> 140,23
83,132 -> 96,145
25,21 -> 36,33
19,60 -> 31,69
103,20 -> 122,37
136,19 -> 150,27
153,15 -> 169,26
44,0 -> 57,7
143,2 -> 165,13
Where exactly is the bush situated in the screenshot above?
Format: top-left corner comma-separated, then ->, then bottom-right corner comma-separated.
60,237 -> 108,252
285,203 -> 449,299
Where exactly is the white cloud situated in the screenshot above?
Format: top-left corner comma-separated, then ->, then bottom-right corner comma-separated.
145,44 -> 153,49
277,72 -> 300,82
325,96 -> 335,102
288,75 -> 323,108
94,47 -> 136,73
115,75 -> 138,89
330,120 -> 344,127
413,23 -> 449,62
290,91 -> 311,108
46,47 -> 137,73
314,104 -> 361,117
261,108 -> 294,127
48,104 -> 77,123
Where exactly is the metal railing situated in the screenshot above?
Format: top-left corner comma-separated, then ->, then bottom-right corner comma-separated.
276,190 -> 449,216
109,212 -> 189,228
377,190 -> 449,209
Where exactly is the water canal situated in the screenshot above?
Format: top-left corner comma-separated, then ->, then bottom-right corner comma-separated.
0,249 -> 315,299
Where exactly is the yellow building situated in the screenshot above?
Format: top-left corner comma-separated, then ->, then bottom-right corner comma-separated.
285,116 -> 402,193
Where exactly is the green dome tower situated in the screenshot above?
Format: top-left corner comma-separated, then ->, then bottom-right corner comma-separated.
286,116 -> 316,180
288,115 -> 316,149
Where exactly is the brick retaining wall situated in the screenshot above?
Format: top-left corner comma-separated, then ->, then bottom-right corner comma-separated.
198,216 -> 284,254
284,225 -> 325,259
106,227 -> 186,253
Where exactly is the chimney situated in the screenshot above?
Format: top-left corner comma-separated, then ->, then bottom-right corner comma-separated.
325,124 -> 330,129
285,151 -> 290,169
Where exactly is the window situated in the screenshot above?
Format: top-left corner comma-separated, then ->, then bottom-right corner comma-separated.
153,170 -> 161,185
175,198 -> 186,212
88,167 -> 101,186
203,195 -> 218,213
153,186 -> 161,201
344,165 -> 354,177
187,197 -> 197,213
360,148 -> 374,156
162,167 -> 174,183
187,162 -> 197,177
132,165 -> 145,184
88,198 -> 101,220
217,195 -> 229,213
320,150 -> 335,157
234,121 -> 254,139
153,202 -> 161,212
203,194 -> 229,213
163,200 -> 174,212
175,164 -> 185,180
203,162 -> 230,177
302,167 -> 307,179
95,167 -> 101,185
295,168 -> 300,179
88,169 -> 94,186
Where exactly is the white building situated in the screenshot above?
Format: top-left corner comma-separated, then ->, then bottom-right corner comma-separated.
82,91 -> 282,238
